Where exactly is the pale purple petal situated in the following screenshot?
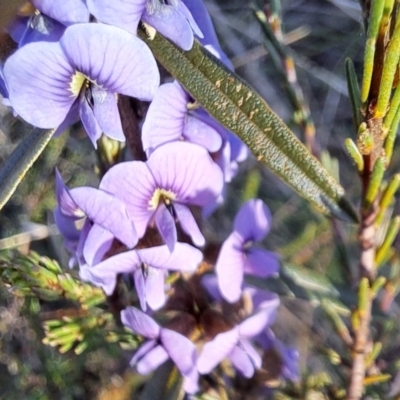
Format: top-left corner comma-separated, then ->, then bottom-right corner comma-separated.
86,0 -> 145,35
197,327 -> 239,374
136,243 -> 202,272
129,339 -> 157,367
201,274 -> 223,302
79,93 -> 103,147
146,141 -> 224,206
160,328 -> 197,375
244,248 -> 280,277
121,307 -> 161,339
60,24 -> 159,100
92,87 -> 125,142
175,2 -> 203,38
83,224 -> 114,266
229,130 -> 248,163
183,116 -> 223,153
0,66 -> 8,100
74,220 -> 91,268
100,161 -> 156,239
54,206 -> 79,241
228,345 -> 256,378
134,268 -> 147,311
250,289 -> 281,312
4,41 -> 75,128
55,169 -> 84,218
215,233 -> 245,303
183,367 -> 199,394
143,6 -> 194,51
182,0 -> 232,68
239,300 -> 279,338
137,344 -> 169,375
83,250 -> 141,295
69,187 -> 137,248
142,82 -> 188,155
154,203 -> 177,251
240,339 -> 262,369
234,199 -> 271,242
32,0 -> 89,26
53,99 -> 80,137
145,268 -> 167,310
12,14 -> 65,46
174,203 -> 205,247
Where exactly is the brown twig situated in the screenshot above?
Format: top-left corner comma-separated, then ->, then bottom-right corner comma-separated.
347,140 -> 379,399
117,95 -> 147,161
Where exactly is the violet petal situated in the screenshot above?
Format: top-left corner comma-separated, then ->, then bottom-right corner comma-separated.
134,268 -> 147,311
121,307 -> 160,339
144,268 -> 166,310
79,92 -> 103,147
146,141 -> 224,206
136,243 -> 202,272
197,327 -> 239,374
161,328 -> 197,375
228,345 -> 255,378
4,41 -> 75,128
244,248 -> 280,277
82,224 -> 114,266
215,233 -> 245,303
174,203 -> 205,247
234,199 -> 271,242
83,250 -> 141,295
137,344 -> 169,375
100,161 -> 156,239
154,202 -> 177,252
60,23 -> 159,100
141,82 -> 188,155
86,0 -> 146,35
92,87 -> 125,142
69,186 -> 137,248
31,0 -> 90,26
142,5 -> 194,51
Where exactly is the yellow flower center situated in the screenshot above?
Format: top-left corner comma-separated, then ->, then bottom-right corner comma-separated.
148,188 -> 176,210
69,71 -> 86,97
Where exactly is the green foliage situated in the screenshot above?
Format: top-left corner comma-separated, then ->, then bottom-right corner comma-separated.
138,26 -> 358,223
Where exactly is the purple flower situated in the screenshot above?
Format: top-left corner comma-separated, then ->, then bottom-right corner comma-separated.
86,0 -> 203,50
121,307 -> 199,393
55,170 -> 137,267
255,329 -> 300,382
31,0 -> 90,26
142,80 -> 247,186
100,141 -> 224,251
8,14 -> 65,47
0,65 -> 8,101
81,243 -> 203,310
3,23 -> 160,146
142,81 -> 222,155
182,0 -> 233,69
216,199 -> 280,303
197,289 -> 279,378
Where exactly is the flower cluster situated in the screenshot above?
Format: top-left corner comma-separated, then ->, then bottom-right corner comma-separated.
1,0 -> 298,395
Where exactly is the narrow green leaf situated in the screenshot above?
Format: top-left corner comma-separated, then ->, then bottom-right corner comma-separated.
361,0 -> 385,103
345,58 -> 363,130
345,138 -> 364,171
365,155 -> 386,205
376,215 -> 400,266
0,127 -> 55,211
376,15 -> 400,117
139,27 -> 358,222
376,173 -> 400,225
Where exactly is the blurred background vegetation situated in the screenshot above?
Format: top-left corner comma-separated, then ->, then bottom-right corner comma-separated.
2,1 -> 400,399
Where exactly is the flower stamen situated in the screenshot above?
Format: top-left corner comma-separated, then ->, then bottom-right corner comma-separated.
148,188 -> 177,210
